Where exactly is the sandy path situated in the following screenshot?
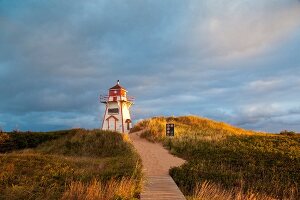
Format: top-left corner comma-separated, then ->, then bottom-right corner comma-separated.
129,131 -> 185,176
129,131 -> 186,200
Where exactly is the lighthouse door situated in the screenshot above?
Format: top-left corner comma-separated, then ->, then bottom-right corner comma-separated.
107,116 -> 118,131
125,119 -> 132,131
110,118 -> 116,131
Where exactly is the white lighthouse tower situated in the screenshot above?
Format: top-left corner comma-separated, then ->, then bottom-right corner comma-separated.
100,80 -> 134,133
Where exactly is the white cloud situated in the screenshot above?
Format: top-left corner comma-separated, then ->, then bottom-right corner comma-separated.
246,79 -> 282,92
239,103 -> 283,118
187,0 -> 300,59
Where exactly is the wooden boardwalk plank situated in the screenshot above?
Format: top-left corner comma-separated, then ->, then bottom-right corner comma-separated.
141,176 -> 186,200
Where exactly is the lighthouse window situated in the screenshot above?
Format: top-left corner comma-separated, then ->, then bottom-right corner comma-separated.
108,108 -> 119,114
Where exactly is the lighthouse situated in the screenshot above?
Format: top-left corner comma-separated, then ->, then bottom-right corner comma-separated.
100,80 -> 134,133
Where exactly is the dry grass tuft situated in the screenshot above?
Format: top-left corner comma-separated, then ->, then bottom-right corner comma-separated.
61,177 -> 137,200
190,181 -> 276,200
0,133 -> 10,143
122,134 -> 130,143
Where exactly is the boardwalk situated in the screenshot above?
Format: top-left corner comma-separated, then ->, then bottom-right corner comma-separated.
142,176 -> 186,200
129,131 -> 186,200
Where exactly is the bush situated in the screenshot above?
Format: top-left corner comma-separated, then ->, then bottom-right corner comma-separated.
280,130 -> 296,136
0,130 -> 69,153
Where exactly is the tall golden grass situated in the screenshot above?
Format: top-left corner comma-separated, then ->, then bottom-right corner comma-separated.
61,177 -> 137,200
189,181 -> 279,200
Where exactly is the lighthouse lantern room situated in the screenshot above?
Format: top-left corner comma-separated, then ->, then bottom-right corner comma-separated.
100,80 -> 134,133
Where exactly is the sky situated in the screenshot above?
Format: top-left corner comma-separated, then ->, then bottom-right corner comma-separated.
0,0 -> 300,132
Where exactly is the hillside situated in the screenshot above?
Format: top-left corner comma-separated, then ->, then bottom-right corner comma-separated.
132,116 -> 300,200
0,129 -> 142,200
132,116 -> 264,142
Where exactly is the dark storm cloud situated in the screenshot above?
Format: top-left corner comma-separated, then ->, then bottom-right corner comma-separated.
0,0 -> 300,132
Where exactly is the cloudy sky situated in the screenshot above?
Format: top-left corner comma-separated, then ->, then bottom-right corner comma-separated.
1,0 -> 300,132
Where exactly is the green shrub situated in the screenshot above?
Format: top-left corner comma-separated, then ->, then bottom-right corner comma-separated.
0,130 -> 69,153
280,130 -> 297,136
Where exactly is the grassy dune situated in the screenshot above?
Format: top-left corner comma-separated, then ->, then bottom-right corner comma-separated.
0,129 -> 142,200
133,116 -> 300,199
0,130 -> 69,153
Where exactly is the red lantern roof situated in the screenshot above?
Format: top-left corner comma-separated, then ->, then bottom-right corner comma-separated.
109,80 -> 126,90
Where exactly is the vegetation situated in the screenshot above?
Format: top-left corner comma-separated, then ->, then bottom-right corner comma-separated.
132,116 -> 260,142
0,130 -> 69,153
133,116 -> 300,199
61,177 -> 137,200
188,181 -> 277,200
280,130 -> 297,136
0,129 -> 142,200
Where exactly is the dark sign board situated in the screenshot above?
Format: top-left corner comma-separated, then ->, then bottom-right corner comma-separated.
166,123 -> 175,136
108,108 -> 119,115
